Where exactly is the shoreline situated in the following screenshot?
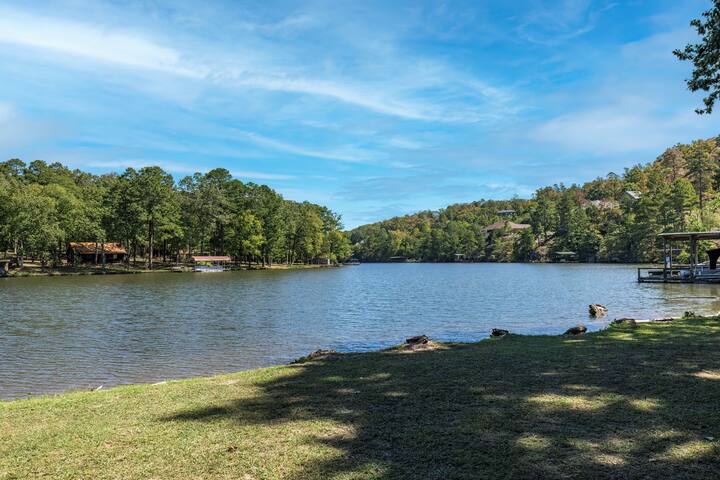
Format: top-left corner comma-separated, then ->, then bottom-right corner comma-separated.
3,315 -> 719,478
0,314 -> 693,403
0,261 -> 662,279
0,262 -> 338,278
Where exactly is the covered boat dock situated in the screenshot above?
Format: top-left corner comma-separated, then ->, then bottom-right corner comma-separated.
638,231 -> 720,283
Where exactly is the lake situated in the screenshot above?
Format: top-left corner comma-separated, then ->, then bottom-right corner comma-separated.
2,263 -> 720,400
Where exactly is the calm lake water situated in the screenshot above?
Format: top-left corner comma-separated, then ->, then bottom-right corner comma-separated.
2,263 -> 720,400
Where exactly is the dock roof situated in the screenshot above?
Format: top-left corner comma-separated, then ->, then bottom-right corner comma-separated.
192,255 -> 232,262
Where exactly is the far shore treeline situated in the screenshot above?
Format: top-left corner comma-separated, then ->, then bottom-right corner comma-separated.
0,160 -> 351,267
349,136 -> 720,264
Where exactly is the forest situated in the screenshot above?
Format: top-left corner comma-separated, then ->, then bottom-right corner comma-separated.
4,135 -> 720,268
0,160 -> 351,267
349,136 -> 720,264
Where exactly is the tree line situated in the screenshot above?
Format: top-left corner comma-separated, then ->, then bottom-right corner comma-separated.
0,160 -> 351,268
349,137 -> 720,264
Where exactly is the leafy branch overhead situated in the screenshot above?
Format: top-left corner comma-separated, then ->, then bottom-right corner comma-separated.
674,0 -> 720,114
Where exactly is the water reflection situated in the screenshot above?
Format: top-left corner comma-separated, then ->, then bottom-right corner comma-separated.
1,264 -> 719,399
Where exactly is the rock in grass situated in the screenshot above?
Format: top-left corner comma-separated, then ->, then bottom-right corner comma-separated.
406,335 -> 429,345
564,325 -> 587,335
589,304 -> 608,317
490,328 -> 509,338
612,318 -> 637,326
293,349 -> 338,363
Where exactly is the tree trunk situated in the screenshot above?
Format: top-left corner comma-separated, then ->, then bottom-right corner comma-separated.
101,241 -> 106,269
148,220 -> 154,270
17,239 -> 23,268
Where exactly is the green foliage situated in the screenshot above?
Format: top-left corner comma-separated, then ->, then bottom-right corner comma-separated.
675,1 -> 720,114
350,136 -> 720,263
0,160 -> 346,266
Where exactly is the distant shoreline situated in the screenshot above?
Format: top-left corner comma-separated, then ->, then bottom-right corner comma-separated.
1,262 -> 338,278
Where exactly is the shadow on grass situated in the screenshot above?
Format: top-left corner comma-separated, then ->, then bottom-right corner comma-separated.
163,320 -> 720,479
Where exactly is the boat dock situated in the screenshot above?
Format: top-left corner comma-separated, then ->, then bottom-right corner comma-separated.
638,231 -> 720,283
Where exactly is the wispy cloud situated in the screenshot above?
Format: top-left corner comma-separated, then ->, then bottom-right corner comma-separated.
515,0 -> 618,45
0,7 -> 198,77
231,129 -> 379,163
77,159 -> 294,180
1,1 -> 718,228
0,6 -> 513,123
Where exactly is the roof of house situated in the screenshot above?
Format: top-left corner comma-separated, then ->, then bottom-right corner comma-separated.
582,199 -> 619,209
483,220 -> 531,232
69,242 -> 127,255
624,190 -> 642,200
192,255 -> 232,262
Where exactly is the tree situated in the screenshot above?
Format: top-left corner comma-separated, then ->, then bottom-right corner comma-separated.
686,140 -> 718,209
228,210 -> 264,267
675,1 -> 720,114
106,169 -> 145,266
529,194 -> 557,242
134,167 -> 179,269
7,184 -> 63,267
324,230 -> 352,262
667,178 -> 697,231
513,228 -> 536,262
246,184 -> 284,265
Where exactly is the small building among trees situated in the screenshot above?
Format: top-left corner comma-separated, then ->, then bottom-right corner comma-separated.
482,220 -> 531,236
67,242 -> 127,264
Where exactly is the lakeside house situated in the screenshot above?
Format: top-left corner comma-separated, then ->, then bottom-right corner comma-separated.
497,209 -> 515,217
623,190 -> 642,203
581,199 -> 619,210
482,220 -> 531,236
67,242 -> 127,264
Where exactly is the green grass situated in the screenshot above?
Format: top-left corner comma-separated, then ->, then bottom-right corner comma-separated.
2,318 -> 720,479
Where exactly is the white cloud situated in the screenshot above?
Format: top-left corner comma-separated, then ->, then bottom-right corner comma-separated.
0,7 -> 515,123
232,129 -> 378,163
515,0 -> 617,46
531,103 -> 705,155
230,75 -> 436,121
0,7 -> 199,77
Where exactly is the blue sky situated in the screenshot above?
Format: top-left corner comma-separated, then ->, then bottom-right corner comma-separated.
1,0 -> 719,228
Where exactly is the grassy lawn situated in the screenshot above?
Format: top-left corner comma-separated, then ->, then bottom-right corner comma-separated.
2,318 -> 720,479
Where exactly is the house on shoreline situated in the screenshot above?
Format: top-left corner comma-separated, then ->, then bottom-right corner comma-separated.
67,242 -> 127,264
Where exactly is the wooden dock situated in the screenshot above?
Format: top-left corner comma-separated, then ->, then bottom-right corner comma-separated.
638,231 -> 720,284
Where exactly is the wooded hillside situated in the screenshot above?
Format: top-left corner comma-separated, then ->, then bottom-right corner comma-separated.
350,137 -> 720,263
